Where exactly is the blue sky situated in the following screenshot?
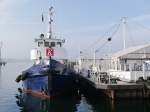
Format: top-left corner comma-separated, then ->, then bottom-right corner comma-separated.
1,0 -> 150,59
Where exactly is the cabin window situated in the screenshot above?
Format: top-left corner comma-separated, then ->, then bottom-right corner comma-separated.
51,42 -> 55,47
57,42 -> 62,47
126,64 -> 129,71
121,64 -> 124,71
44,41 -> 49,47
146,64 -> 150,71
38,42 -> 43,47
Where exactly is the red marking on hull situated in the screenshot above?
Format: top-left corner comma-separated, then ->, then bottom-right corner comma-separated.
23,88 -> 50,100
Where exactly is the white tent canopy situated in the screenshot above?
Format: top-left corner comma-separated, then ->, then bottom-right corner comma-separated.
111,43 -> 150,59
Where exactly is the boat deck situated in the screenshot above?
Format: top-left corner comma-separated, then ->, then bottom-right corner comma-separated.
77,73 -> 144,90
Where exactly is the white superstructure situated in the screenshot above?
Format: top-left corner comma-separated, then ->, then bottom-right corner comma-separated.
30,7 -> 67,65
109,43 -> 150,82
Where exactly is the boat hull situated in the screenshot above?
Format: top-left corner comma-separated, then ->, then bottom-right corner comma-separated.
16,59 -> 76,99
22,73 -> 75,99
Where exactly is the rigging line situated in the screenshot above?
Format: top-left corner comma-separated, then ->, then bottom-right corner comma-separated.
125,22 -> 135,46
95,41 -> 109,53
132,20 -> 150,33
82,21 -> 121,53
95,21 -> 122,53
89,23 -> 118,49
109,21 -> 121,39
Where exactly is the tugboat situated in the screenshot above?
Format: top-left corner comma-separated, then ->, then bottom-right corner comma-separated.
16,6 -> 75,99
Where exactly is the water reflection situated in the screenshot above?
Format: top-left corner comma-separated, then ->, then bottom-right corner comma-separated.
15,88 -> 150,112
16,92 -> 81,112
16,93 -> 49,112
81,93 -> 150,112
0,65 -> 2,88
76,95 -> 93,112
115,99 -> 150,112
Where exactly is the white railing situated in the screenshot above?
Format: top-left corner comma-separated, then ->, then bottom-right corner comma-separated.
109,70 -> 150,82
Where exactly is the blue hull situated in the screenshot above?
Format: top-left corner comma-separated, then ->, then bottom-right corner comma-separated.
23,75 -> 48,94
22,74 -> 75,97
17,59 -> 76,98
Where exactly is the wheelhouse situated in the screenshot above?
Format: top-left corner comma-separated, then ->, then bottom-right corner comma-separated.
35,34 -> 65,48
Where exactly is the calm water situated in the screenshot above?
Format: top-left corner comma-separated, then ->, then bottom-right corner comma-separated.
0,62 -> 150,112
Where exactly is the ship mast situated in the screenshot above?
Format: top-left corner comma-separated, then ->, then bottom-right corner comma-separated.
122,17 -> 127,49
48,6 -> 53,39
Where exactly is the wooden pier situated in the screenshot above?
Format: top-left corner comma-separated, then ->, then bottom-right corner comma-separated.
72,18 -> 150,100
76,73 -> 150,100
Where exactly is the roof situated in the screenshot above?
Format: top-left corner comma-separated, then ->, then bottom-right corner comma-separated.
111,43 -> 150,59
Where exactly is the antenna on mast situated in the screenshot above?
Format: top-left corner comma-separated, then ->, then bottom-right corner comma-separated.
48,6 -> 54,39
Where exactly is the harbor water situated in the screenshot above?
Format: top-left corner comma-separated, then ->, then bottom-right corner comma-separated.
0,62 -> 150,112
